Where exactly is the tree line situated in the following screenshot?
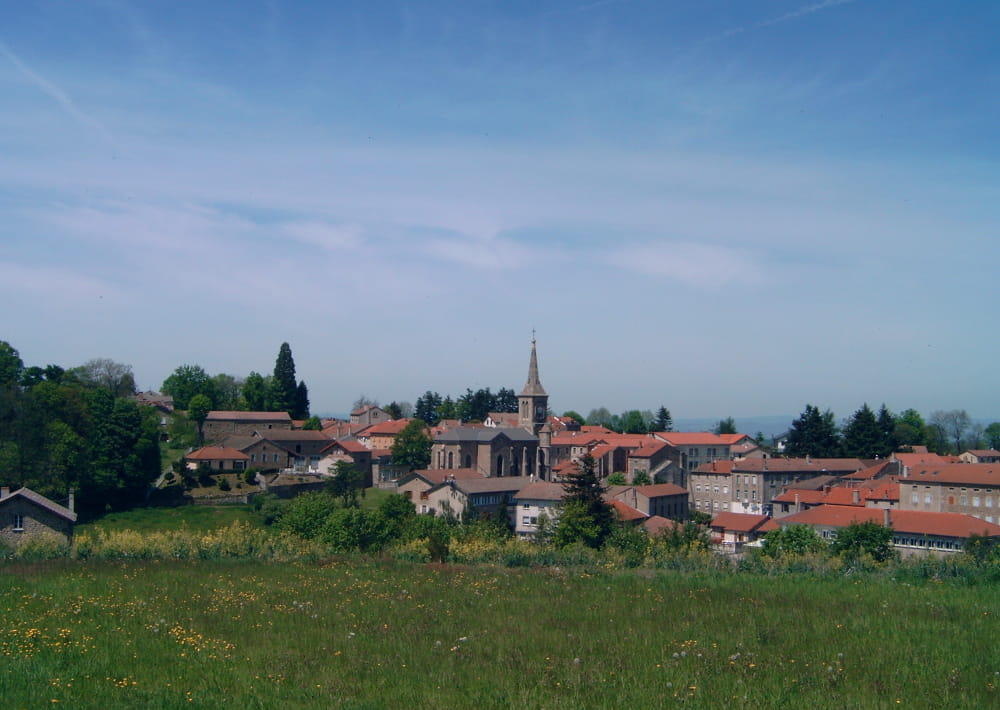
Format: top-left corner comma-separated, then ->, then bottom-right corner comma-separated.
411,387 -> 519,425
0,341 -> 160,516
785,403 -> 999,458
161,342 -> 310,419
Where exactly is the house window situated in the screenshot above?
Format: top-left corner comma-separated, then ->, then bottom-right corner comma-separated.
523,503 -> 530,509
522,516 -> 530,525
274,454 -> 280,463
973,497 -> 981,507
961,495 -> 967,505
723,486 -> 729,495
12,513 -> 24,531
911,491 -> 919,505
925,493 -> 932,505
987,497 -> 994,508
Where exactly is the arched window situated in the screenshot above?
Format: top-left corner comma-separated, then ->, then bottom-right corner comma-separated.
465,454 -> 472,468
496,455 -> 504,476
447,451 -> 454,469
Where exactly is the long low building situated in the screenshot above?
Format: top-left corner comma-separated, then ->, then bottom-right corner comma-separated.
778,505 -> 1000,555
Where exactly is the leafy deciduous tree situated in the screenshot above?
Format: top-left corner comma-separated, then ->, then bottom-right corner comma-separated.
390,419 -> 432,471
242,371 -> 268,411
162,364 -> 215,411
187,393 -> 212,445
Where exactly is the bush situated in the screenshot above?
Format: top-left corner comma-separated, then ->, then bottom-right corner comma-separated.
218,477 -> 231,492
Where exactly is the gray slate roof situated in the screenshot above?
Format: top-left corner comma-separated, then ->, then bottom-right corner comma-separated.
0,487 -> 77,522
434,427 -> 538,444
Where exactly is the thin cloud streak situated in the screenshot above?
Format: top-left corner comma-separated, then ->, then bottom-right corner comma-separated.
0,39 -> 115,145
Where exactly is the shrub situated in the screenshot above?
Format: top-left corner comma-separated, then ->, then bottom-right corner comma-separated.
218,477 -> 231,492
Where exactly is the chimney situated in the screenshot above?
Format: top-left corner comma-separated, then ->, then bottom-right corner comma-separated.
883,508 -> 891,528
794,492 -> 800,508
0,486 -> 8,499
806,454 -> 811,464
68,487 -> 75,513
853,490 -> 860,505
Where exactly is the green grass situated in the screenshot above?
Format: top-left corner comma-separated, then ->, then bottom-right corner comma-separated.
77,505 -> 263,535
1,558 -> 997,709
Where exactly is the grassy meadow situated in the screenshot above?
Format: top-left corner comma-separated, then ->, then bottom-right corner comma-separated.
2,555 -> 998,709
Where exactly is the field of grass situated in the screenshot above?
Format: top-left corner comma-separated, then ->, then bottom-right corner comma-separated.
2,557 -> 997,709
76,505 -> 264,535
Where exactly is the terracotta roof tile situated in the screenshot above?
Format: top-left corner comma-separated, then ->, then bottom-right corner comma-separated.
186,446 -> 250,461
610,499 -> 648,522
710,512 -> 771,533
905,464 -> 1000,486
206,411 -> 292,421
781,505 -> 1000,538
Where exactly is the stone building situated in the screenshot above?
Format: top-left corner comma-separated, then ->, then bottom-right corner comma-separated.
202,411 -> 293,442
0,486 -> 77,549
898,463 -> 1000,523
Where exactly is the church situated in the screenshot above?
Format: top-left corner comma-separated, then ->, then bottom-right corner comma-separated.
430,338 -> 554,479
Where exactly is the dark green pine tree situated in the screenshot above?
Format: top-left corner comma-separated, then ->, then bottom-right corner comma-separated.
876,404 -> 896,457
843,403 -> 881,459
293,380 -> 310,419
270,343 -> 298,415
553,454 -> 616,549
654,406 -> 673,432
785,404 -> 841,458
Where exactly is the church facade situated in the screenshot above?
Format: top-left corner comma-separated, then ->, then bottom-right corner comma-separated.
430,338 -> 554,479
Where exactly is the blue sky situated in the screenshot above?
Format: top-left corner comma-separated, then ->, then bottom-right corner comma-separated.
2,0 -> 998,421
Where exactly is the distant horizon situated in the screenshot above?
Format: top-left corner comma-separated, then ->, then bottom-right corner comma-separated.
3,2 -> 997,422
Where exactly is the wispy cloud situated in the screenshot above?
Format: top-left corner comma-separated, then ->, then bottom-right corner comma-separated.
757,0 -> 857,30
0,39 -> 115,145
710,0 -> 857,42
609,242 -> 764,286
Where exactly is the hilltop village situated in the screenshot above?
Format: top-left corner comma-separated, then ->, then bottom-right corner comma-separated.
2,339 -> 999,558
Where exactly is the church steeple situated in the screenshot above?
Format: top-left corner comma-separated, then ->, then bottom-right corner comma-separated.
520,334 -> 547,398
518,334 -> 548,434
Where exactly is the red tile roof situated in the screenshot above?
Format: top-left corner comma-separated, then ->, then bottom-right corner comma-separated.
780,505 -> 1000,538
905,464 -> 1000,486
710,512 -> 772,533
718,434 -> 753,445
322,439 -> 369,455
610,499 -> 648,522
365,419 -> 415,436
642,516 -> 678,536
655,432 -> 729,446
186,446 -> 250,461
693,460 -> 735,474
893,452 -> 959,467
635,483 -> 688,498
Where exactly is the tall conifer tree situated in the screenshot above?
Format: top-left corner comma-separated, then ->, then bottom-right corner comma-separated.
270,343 -> 298,415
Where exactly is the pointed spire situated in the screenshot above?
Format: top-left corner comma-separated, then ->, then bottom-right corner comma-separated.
520,334 -> 547,397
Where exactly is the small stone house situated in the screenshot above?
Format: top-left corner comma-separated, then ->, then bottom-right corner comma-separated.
0,486 -> 77,549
